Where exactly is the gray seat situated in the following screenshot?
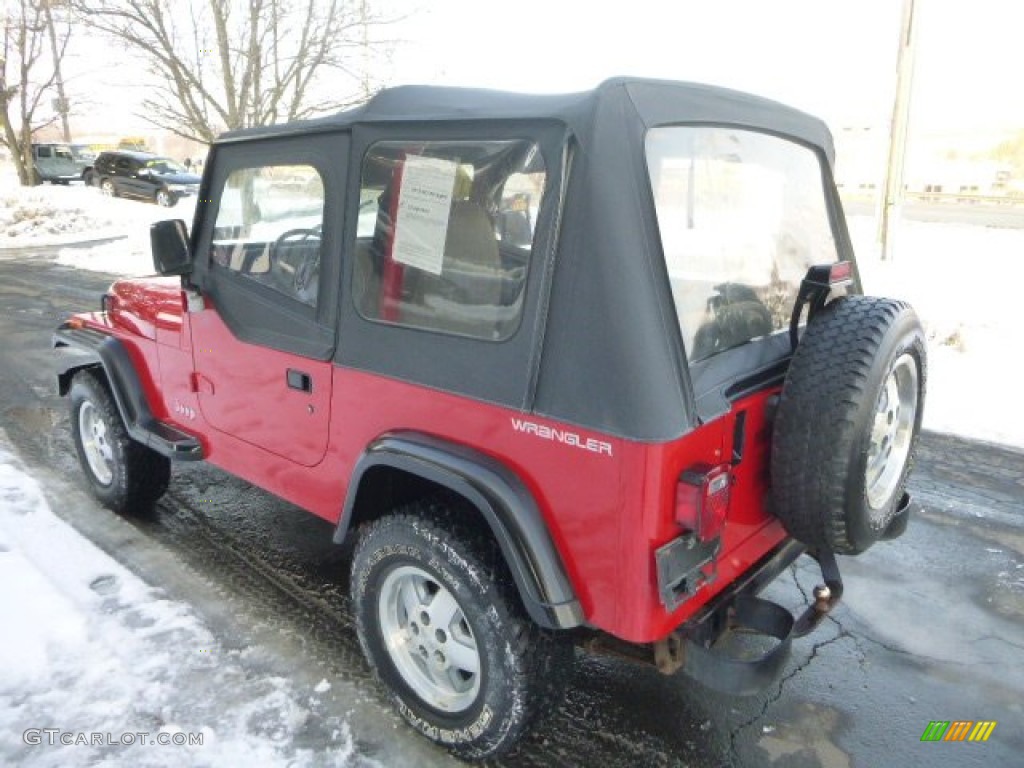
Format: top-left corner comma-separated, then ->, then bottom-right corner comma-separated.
404,201 -> 503,336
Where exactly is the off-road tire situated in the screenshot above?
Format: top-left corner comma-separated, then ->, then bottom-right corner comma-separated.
771,295 -> 926,554
69,370 -> 171,514
351,504 -> 572,759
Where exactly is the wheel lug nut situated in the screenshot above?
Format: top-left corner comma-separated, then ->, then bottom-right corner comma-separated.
420,611 -> 430,626
435,629 -> 447,643
433,650 -> 445,665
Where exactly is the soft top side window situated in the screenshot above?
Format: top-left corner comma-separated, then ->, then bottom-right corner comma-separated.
209,164 -> 325,307
354,139 -> 546,341
645,126 -> 841,363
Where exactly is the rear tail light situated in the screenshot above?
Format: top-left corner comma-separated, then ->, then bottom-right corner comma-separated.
675,464 -> 732,541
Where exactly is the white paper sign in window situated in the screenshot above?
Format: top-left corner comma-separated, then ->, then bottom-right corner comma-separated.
392,155 -> 457,275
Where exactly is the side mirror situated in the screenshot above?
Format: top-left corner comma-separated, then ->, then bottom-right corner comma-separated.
151,219 -> 193,276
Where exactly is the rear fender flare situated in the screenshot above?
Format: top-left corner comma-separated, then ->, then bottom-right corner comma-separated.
336,432 -> 584,630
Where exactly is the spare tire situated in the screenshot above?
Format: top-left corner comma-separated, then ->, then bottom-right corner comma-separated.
771,295 -> 927,554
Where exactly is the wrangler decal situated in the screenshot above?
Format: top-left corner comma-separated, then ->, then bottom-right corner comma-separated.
511,417 -> 613,457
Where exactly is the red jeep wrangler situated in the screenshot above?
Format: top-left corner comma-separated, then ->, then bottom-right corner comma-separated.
55,78 -> 926,758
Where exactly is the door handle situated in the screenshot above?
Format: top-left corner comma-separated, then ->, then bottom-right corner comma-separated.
286,369 -> 312,393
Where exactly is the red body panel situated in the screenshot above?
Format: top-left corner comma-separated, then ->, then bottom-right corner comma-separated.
190,299 -> 333,467
78,281 -> 789,644
108,277 -> 182,340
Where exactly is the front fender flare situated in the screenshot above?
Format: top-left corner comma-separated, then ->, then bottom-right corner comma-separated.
336,432 -> 584,630
53,322 -> 202,460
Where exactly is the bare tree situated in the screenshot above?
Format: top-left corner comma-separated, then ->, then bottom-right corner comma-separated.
76,0 -> 395,143
1,0 -> 71,185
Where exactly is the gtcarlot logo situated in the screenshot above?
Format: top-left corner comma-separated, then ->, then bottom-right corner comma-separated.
23,729 -> 204,747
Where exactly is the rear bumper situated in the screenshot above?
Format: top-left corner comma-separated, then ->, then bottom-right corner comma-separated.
661,492 -> 912,694
666,540 -> 837,695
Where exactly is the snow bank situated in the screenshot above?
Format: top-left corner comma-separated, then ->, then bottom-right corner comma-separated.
55,229 -> 157,277
850,216 -> 1022,449
0,164 -> 195,272
0,437 -> 355,768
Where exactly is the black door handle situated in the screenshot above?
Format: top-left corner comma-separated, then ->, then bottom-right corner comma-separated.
286,369 -> 312,392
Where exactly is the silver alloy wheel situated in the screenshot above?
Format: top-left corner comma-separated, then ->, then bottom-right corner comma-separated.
378,564 -> 481,713
79,401 -> 114,485
866,353 -> 918,511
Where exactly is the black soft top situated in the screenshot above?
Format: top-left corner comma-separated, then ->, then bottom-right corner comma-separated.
219,78 -> 834,165
213,78 -> 843,441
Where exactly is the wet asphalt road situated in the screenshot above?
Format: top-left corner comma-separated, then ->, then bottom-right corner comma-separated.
0,249 -> 1022,767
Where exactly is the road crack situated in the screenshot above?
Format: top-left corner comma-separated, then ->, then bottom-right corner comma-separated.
726,567 -> 852,766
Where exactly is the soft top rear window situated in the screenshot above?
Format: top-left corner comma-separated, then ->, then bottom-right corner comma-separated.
645,126 -> 840,363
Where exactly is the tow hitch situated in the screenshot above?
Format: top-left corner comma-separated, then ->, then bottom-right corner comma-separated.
667,541 -> 847,695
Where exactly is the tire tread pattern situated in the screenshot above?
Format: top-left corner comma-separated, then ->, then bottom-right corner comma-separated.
70,369 -> 171,514
351,501 -> 572,759
771,295 -> 926,554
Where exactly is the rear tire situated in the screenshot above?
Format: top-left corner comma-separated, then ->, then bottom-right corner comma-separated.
69,370 -> 170,514
771,295 -> 926,554
351,504 -> 572,759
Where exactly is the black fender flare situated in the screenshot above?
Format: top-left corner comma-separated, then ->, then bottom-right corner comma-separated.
53,322 -> 202,460
336,432 -> 584,630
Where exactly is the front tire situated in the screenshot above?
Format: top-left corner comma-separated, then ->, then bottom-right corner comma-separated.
69,370 -> 170,514
351,505 -> 571,759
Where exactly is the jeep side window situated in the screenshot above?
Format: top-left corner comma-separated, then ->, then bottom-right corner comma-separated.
37,146 -> 52,158
209,165 -> 325,307
354,139 -> 545,341
645,127 -> 840,363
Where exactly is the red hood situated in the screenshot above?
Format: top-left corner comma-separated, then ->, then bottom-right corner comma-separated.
108,276 -> 183,340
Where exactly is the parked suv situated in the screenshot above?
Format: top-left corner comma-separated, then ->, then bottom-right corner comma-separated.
86,150 -> 201,207
31,143 -> 82,184
54,78 -> 926,759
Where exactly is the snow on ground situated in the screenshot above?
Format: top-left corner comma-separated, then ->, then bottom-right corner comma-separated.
849,215 -> 1023,450
0,435 -> 356,768
0,165 -> 196,276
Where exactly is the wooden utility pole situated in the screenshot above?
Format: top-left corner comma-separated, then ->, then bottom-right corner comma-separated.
878,0 -> 918,261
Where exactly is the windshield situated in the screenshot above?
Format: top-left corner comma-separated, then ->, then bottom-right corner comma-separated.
645,126 -> 840,363
145,158 -> 187,175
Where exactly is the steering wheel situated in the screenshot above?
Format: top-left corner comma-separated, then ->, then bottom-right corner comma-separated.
272,227 -> 322,303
